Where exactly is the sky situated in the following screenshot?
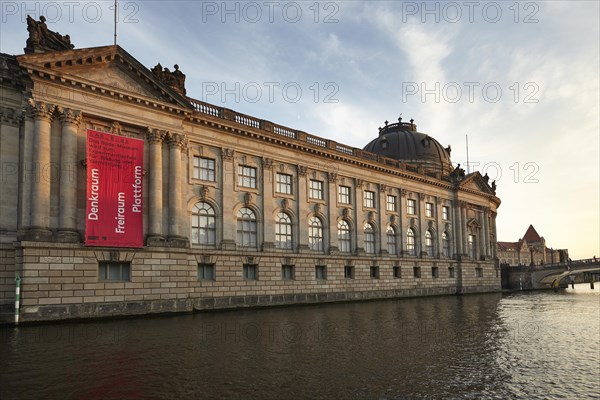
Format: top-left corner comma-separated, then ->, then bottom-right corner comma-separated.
1,1 -> 599,259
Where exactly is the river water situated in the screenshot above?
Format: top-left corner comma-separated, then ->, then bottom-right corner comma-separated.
1,285 -> 599,399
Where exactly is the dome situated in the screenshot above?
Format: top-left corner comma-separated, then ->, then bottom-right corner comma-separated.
363,119 -> 453,175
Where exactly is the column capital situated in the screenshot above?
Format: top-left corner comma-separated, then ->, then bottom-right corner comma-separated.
146,128 -> 166,144
262,157 -> 273,169
58,108 -> 82,126
166,132 -> 187,149
327,172 -> 337,182
297,165 -> 308,176
28,100 -> 55,121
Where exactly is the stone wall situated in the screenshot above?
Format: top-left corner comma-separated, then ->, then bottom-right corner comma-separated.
17,241 -> 500,322
0,244 -> 16,307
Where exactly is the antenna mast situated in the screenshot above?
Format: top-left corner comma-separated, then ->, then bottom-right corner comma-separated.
113,0 -> 118,46
466,134 -> 470,174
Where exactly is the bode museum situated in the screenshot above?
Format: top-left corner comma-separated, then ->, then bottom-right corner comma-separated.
0,18 -> 501,322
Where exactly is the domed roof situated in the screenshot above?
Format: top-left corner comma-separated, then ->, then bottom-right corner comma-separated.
363,119 -> 452,174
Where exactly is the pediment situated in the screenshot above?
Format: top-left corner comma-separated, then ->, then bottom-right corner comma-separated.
16,46 -> 192,109
459,172 -> 494,194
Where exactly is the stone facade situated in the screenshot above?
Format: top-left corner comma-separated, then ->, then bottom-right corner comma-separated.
498,225 -> 568,266
0,23 -> 501,322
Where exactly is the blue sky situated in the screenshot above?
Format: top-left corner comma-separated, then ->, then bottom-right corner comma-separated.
1,1 -> 598,258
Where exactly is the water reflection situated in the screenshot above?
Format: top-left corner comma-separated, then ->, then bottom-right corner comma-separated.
1,290 -> 598,399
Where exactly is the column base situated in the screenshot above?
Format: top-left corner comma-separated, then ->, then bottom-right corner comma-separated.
146,235 -> 166,246
262,242 -> 275,252
56,230 -> 80,243
22,228 -> 53,242
166,236 -> 189,248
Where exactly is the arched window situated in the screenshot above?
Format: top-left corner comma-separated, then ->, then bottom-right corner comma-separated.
468,234 -> 476,259
275,212 -> 292,250
338,220 -> 351,253
308,217 -> 324,252
425,230 -> 434,256
442,232 -> 450,257
364,222 -> 376,254
407,228 -> 416,256
237,207 -> 257,248
387,226 -> 397,255
191,202 -> 216,245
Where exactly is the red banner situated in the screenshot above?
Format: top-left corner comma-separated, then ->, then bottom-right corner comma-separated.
85,129 -> 144,247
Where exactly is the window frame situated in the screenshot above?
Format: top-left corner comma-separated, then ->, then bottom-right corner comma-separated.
386,226 -> 397,255
193,156 -> 216,182
363,190 -> 375,208
344,265 -> 354,279
191,202 -> 217,246
364,222 -> 376,254
407,199 -> 416,215
198,263 -> 215,281
337,220 -> 351,253
338,185 -> 351,205
275,212 -> 293,250
236,207 -> 257,248
407,228 -> 416,256
238,165 -> 257,189
308,217 -> 324,252
276,172 -> 293,195
425,202 -> 434,218
309,179 -> 324,200
98,261 -> 131,282
243,263 -> 258,280
386,195 -> 397,212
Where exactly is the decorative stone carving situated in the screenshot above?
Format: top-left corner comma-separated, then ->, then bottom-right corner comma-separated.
221,148 -> 234,160
342,207 -> 350,218
199,185 -> 209,201
390,215 -> 396,224
298,165 -> 308,176
110,121 -> 123,136
328,172 -> 337,182
244,192 -> 253,207
400,188 -> 407,197
146,128 -> 166,144
314,203 -> 321,214
368,211 -> 375,222
380,184 -> 387,192
58,108 -> 82,126
356,179 -> 363,188
28,100 -> 54,121
151,63 -> 186,95
167,132 -> 187,149
25,15 -> 74,54
262,157 -> 273,169
281,198 -> 289,211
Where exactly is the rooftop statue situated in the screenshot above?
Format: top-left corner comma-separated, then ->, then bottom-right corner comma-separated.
24,15 -> 75,54
151,63 -> 187,95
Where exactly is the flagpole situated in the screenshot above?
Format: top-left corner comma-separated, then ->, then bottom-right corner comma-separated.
114,0 -> 118,46
466,134 -> 470,174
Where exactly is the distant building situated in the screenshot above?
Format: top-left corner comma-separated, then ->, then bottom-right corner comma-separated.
498,225 -> 568,266
0,17 -> 502,322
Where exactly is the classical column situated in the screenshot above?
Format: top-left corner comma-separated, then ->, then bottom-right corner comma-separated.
146,128 -> 165,245
481,209 -> 490,259
166,132 -> 188,247
461,204 -> 468,258
417,193 -> 424,257
399,189 -> 407,256
435,198 -> 441,258
355,179 -> 364,254
26,101 -> 54,241
454,201 -> 463,259
220,148 -> 236,250
261,157 -> 275,250
56,108 -> 82,242
379,185 -> 387,254
327,172 -> 338,253
297,166 -> 309,251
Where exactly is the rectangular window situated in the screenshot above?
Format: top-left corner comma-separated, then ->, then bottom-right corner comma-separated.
338,185 -> 350,204
442,206 -> 450,221
448,267 -> 455,278
363,191 -> 375,208
243,264 -> 258,280
238,165 -> 257,188
276,173 -> 292,194
370,266 -> 379,279
407,199 -> 416,215
198,263 -> 215,280
315,265 -> 327,280
475,267 -> 483,278
344,266 -> 354,279
193,156 -> 215,181
386,195 -> 397,212
393,266 -> 401,278
99,261 -> 130,282
425,202 -> 434,218
282,264 -> 295,280
309,180 -> 324,200
413,266 -> 421,278
432,266 -> 439,278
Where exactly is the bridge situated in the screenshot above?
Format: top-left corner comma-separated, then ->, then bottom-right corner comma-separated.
501,258 -> 600,290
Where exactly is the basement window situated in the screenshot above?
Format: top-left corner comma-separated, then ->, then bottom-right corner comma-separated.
99,261 -> 131,282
